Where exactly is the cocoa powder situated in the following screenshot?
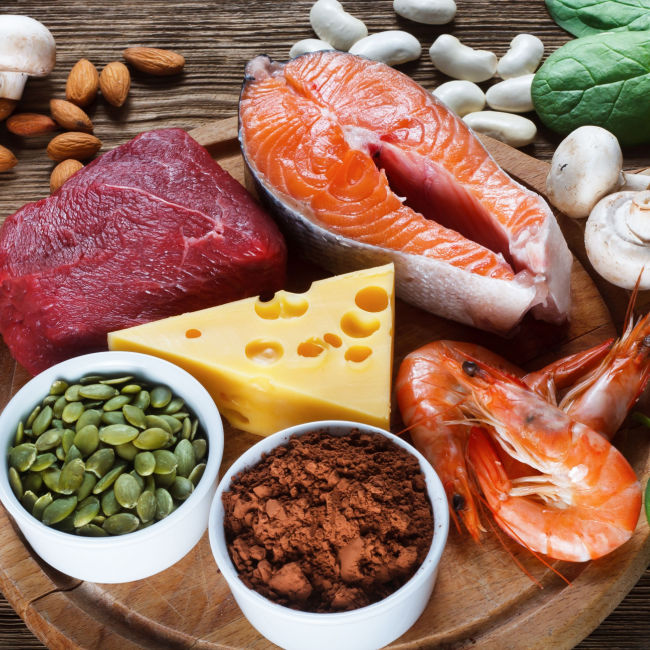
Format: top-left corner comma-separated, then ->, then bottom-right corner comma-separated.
222,429 -> 434,613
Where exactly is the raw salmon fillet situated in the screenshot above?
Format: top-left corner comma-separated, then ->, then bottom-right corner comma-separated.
239,52 -> 572,333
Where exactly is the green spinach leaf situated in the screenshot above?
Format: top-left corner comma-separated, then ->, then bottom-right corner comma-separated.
546,0 -> 650,37
532,30 -> 650,145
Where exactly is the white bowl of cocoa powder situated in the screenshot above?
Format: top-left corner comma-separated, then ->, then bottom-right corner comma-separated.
208,420 -> 449,650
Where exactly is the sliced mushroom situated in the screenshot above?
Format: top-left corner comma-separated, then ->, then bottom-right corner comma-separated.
0,15 -> 56,101
585,190 -> 650,290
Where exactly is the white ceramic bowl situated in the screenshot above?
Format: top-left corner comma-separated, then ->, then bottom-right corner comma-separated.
209,420 -> 449,650
0,351 -> 224,583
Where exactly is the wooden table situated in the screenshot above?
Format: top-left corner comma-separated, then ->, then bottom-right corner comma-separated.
0,1 -> 648,647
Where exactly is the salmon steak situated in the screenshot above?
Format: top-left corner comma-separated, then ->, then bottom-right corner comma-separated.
239,51 -> 572,334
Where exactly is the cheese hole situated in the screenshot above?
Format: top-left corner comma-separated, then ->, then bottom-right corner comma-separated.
254,294 -> 309,319
281,295 -> 309,318
355,286 -> 389,312
221,407 -> 250,427
185,329 -> 202,339
323,333 -> 342,348
340,311 -> 380,338
345,346 -> 372,363
254,300 -> 281,320
245,340 -> 284,365
297,339 -> 325,358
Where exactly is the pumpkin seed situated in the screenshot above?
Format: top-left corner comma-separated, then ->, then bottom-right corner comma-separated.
152,449 -> 177,475
134,451 -> 156,476
103,394 -> 132,412
155,468 -> 177,488
155,488 -> 174,520
144,414 -> 172,434
23,473 -> 43,493
132,389 -> 151,410
115,442 -> 139,461
26,405 -> 41,428
77,523 -> 108,537
101,411 -> 126,426
181,417 -> 192,440
190,418 -> 199,441
101,489 -> 121,516
99,423 -> 139,445
64,384 -> 82,401
14,420 -> 24,445
54,514 -> 76,532
129,470 -> 145,491
79,384 -> 118,400
51,419 -> 63,430
136,490 -> 156,523
150,386 -> 172,409
160,414 -> 182,434
76,408 -> 101,432
174,439 -> 195,478
171,411 -> 189,420
9,443 -> 37,472
52,396 -> 67,419
21,490 -> 38,513
123,404 -> 146,429
42,495 -> 77,526
121,384 -> 142,395
192,438 -> 207,462
49,379 -> 69,396
80,375 -> 104,385
92,463 -> 126,494
133,427 -> 171,450
65,445 -> 82,463
73,425 -> 99,457
100,376 -> 133,385
74,496 -> 100,527
62,401 -> 84,424
32,406 -> 53,436
188,463 -> 206,487
32,492 -> 53,520
103,512 -> 140,535
61,428 -> 75,453
114,473 -> 141,509
76,472 -> 97,501
42,395 -> 58,407
170,476 -> 193,501
31,452 -> 57,472
35,428 -> 62,451
42,467 -> 62,492
162,397 -> 184,415
86,448 -> 115,478
59,458 -> 85,493
143,475 -> 156,494
91,515 -> 106,525
55,445 -> 66,462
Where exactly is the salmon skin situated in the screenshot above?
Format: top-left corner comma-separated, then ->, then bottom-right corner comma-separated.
239,52 -> 572,334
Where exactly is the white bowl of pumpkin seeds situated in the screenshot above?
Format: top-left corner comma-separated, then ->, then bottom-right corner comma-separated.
0,351 -> 224,583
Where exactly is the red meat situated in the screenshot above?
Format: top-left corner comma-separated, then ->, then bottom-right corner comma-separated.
0,129 -> 286,374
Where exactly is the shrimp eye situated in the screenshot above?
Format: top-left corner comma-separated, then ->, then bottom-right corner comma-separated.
452,494 -> 466,511
643,335 -> 650,349
462,361 -> 478,377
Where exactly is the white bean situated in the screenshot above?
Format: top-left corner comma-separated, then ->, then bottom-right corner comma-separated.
393,0 -> 457,25
429,34 -> 497,83
485,74 -> 534,113
289,38 -> 335,58
309,0 -> 368,51
349,31 -> 422,66
433,80 -> 485,117
497,34 -> 544,79
463,111 -> 537,148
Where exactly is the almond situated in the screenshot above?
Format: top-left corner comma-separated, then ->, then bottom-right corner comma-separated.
0,145 -> 17,172
50,159 -> 84,193
50,99 -> 94,133
99,61 -> 131,107
47,132 -> 102,161
66,58 -> 100,107
123,47 -> 185,76
0,99 -> 17,122
6,113 -> 58,137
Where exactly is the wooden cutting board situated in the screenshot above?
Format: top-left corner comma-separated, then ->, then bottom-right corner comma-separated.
0,118 -> 648,650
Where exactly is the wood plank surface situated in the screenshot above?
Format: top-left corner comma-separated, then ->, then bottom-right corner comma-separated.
0,1 -> 649,648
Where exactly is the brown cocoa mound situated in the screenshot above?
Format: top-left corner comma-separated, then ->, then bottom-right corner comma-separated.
222,429 -> 434,613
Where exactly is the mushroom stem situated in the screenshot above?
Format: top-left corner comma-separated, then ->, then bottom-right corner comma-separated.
0,71 -> 28,101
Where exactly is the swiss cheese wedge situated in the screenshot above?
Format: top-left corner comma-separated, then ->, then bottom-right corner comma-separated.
108,264 -> 394,435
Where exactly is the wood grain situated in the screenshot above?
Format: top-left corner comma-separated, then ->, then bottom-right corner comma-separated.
0,1 -> 649,647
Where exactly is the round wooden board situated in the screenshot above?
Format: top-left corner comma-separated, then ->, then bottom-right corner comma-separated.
0,119 -> 648,650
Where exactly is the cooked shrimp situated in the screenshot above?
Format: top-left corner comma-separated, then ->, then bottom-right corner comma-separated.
461,358 -> 641,561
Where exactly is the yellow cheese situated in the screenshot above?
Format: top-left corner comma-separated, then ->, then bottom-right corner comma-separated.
108,264 -> 394,436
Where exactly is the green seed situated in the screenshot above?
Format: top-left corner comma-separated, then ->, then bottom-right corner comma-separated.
49,379 -> 69,396
121,384 -> 142,395
155,468 -> 176,488
170,476 -> 193,501
73,425 -> 99,457
32,492 -> 53,520
101,489 -> 121,516
31,452 -> 57,472
133,427 -> 171,450
35,429 -> 62,452
42,468 -> 62,492
76,472 -> 97,501
103,395 -> 132,412
26,405 -> 41,428
101,411 -> 126,426
150,386 -> 172,409
52,396 -> 67,419
86,448 -> 115,478
132,389 -> 150,410
92,463 -> 126,494
152,449 -> 177,475
42,496 -> 77,526
129,470 -> 145,491
78,384 -> 118,400
42,395 -> 58,407
181,417 -> 191,440
134,451 -> 156,476
76,409 -> 102,432
136,490 -> 156,523
61,428 -> 75,453
143,475 -> 156,494
32,406 -> 53,436
91,515 -> 106,525
9,467 -> 22,499
114,474 -> 141,509
14,420 -> 24,445
79,375 -> 104,385
59,458 -> 85,493
21,490 -> 38,514
99,424 -> 139,445
192,438 -> 207,462
23,473 -> 43,493
190,418 -> 199,441
188,463 -> 206,487
76,523 -> 108,537
174,439 -> 195,478
155,488 -> 174,520
55,445 -> 66,462
144,414 -> 172,434
51,419 -> 64,430
103,512 -> 140,535
65,445 -> 82,463
162,397 -> 184,415
64,384 -> 82,401
115,442 -> 139,461
62,401 -> 84,424
9,443 -> 37,472
54,514 -> 76,532
172,412 -> 190,420
123,404 -> 146,429
100,376 -> 133,385
160,414 -> 182,434
74,497 -> 100,527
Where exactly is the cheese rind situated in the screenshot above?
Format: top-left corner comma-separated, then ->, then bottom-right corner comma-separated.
108,264 -> 394,435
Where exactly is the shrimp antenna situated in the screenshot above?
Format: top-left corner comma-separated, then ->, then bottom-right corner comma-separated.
624,269 -> 643,331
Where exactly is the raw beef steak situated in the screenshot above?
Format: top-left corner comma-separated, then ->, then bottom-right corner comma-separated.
0,128 -> 286,374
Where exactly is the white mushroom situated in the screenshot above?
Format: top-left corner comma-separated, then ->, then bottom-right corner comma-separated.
429,34 -> 497,83
393,0 -> 457,24
585,190 -> 650,290
348,31 -> 422,66
0,15 -> 56,101
546,126 -> 650,219
309,0 -> 368,51
433,80 -> 485,117
289,38 -> 335,58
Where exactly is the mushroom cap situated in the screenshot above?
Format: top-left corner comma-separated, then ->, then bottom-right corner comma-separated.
585,190 -> 650,290
0,15 -> 56,76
